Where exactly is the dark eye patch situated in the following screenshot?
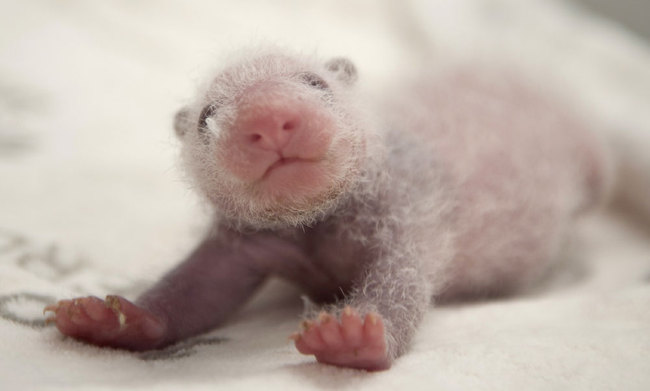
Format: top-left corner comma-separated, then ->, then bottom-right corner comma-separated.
300,72 -> 329,90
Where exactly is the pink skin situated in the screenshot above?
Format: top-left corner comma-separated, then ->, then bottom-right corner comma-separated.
292,308 -> 389,371
45,296 -> 166,351
220,82 -> 338,200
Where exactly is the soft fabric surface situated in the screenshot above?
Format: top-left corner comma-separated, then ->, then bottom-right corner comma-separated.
1,1 -> 649,389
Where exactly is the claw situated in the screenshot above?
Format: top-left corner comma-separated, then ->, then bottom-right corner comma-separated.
105,295 -> 127,330
318,312 -> 332,324
301,320 -> 313,331
43,304 -> 58,315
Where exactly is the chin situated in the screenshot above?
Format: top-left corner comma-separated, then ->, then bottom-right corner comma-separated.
215,158 -> 357,230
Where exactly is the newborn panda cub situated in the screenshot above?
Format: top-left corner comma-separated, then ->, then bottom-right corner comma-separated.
46,50 -> 610,371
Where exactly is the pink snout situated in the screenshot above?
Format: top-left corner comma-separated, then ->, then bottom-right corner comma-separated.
222,95 -> 335,182
238,107 -> 302,152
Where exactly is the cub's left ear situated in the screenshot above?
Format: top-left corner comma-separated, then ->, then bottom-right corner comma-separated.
174,107 -> 190,138
325,57 -> 357,85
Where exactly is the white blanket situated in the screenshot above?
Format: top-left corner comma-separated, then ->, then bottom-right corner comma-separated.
1,1 -> 649,389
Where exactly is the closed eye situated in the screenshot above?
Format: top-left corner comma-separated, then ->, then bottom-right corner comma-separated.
198,105 -> 218,131
300,72 -> 329,90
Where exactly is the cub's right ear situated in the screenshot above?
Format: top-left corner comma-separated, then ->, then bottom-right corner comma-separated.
325,57 -> 357,85
174,107 -> 190,138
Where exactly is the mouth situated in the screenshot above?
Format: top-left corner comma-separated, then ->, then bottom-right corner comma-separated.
261,156 -> 320,180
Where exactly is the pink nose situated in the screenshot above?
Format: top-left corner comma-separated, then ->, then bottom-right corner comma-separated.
239,109 -> 301,152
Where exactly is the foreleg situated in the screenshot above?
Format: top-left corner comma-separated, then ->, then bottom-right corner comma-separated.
292,250 -> 433,370
46,232 -> 268,350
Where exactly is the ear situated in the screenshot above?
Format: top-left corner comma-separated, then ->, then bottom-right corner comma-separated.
174,107 -> 190,138
325,57 -> 357,85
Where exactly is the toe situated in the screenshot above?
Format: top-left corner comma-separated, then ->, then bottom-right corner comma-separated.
81,296 -> 111,322
300,320 -> 326,351
341,306 -> 363,346
317,312 -> 344,348
294,334 -> 316,354
363,313 -> 385,348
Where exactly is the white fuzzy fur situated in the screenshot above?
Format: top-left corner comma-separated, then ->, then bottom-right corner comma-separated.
174,50 -> 611,365
177,48 -> 373,230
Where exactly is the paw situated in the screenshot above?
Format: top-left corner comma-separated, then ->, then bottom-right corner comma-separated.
44,295 -> 166,351
291,307 -> 390,371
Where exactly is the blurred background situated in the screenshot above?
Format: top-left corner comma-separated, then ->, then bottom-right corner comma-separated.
571,0 -> 650,42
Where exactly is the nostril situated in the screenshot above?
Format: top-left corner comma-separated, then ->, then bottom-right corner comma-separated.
250,134 -> 262,143
282,121 -> 296,131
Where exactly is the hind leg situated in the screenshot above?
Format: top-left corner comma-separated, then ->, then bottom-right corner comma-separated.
440,206 -> 570,301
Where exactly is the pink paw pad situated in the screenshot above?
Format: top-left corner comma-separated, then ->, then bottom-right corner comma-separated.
44,295 -> 166,351
292,307 -> 390,371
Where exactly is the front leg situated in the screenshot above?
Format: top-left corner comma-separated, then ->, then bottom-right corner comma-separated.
292,250 -> 433,371
46,228 -> 273,350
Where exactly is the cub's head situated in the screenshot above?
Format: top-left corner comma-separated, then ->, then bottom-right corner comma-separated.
174,51 -> 369,229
